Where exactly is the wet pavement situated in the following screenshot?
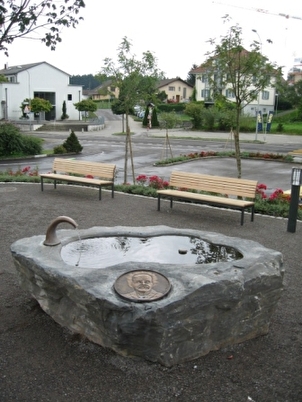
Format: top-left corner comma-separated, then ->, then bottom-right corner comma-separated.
1,112 -> 302,194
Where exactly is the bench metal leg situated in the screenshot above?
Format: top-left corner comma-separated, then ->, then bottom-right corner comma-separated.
251,206 -> 255,222
170,197 -> 173,208
241,210 -> 244,226
111,184 -> 114,198
99,186 -> 102,200
157,195 -> 161,211
41,177 -> 44,191
54,179 -> 57,189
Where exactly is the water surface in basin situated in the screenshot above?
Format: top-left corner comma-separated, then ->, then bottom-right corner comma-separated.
61,235 -> 242,268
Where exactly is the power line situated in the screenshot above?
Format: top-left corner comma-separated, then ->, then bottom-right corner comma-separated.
212,1 -> 302,21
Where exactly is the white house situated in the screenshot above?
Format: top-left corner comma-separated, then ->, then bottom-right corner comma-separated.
191,63 -> 277,116
0,62 -> 83,121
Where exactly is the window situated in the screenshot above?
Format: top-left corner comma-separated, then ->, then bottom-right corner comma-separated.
226,89 -> 235,98
262,91 -> 269,100
201,89 -> 210,98
67,94 -> 72,101
169,86 -> 175,91
201,74 -> 208,83
110,86 -> 115,92
178,87 -> 181,91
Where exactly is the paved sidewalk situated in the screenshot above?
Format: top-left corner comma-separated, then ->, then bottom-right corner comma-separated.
0,183 -> 301,401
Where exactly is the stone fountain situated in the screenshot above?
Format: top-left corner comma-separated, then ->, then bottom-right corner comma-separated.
10,217 -> 284,367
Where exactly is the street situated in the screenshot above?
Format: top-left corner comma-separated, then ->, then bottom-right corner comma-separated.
1,110 -> 302,192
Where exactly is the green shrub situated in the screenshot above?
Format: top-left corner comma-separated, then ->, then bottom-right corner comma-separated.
62,131 -> 83,153
0,123 -> 42,156
21,135 -> 43,155
53,145 -> 67,154
143,106 -> 160,128
184,102 -> 204,129
276,123 -> 284,132
157,103 -> 187,113
0,123 -> 23,156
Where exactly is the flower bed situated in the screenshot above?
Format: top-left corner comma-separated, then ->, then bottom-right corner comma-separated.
155,151 -> 294,166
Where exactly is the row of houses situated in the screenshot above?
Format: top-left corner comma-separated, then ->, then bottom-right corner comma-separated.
0,58 -> 279,122
82,78 -> 194,104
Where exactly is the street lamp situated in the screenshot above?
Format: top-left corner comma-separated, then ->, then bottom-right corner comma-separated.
25,69 -> 32,130
78,90 -> 81,121
252,29 -> 262,141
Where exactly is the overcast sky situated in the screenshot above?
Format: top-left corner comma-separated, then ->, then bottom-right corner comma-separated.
3,0 -> 302,79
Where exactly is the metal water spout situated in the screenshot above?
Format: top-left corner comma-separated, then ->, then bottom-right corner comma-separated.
43,216 -> 78,246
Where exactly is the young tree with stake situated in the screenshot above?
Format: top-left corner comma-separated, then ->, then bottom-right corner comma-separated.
101,37 -> 163,184
205,17 -> 280,177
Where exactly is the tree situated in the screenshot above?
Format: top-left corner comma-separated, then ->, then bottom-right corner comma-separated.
101,36 -> 163,184
142,103 -> 159,128
61,100 -> 69,120
70,74 -> 100,90
28,97 -> 52,119
156,90 -> 168,103
187,64 -> 198,86
0,74 -> 8,82
0,0 -> 85,56
158,111 -> 182,160
73,99 -> 97,121
205,17 -> 280,177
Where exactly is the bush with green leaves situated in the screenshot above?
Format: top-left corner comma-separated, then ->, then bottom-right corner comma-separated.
157,103 -> 187,113
200,107 -> 221,131
184,102 -> 204,129
53,145 -> 67,154
62,131 -> 83,153
0,123 -> 42,157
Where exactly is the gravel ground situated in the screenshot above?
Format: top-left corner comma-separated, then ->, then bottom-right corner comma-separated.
0,183 -> 301,402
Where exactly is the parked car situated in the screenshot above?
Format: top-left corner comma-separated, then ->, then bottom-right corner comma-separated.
137,110 -> 145,118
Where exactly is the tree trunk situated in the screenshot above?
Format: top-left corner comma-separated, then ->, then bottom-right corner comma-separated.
124,113 -> 136,184
123,114 -> 129,184
234,108 -> 242,178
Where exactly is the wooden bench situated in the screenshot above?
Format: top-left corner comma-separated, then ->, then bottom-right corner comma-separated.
40,158 -> 116,200
157,171 -> 258,225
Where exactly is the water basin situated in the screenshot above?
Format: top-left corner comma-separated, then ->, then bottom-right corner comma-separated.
61,235 -> 243,268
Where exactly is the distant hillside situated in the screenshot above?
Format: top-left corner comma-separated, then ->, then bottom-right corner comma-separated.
70,74 -> 100,90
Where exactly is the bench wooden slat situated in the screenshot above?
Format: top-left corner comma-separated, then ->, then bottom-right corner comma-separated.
157,171 -> 258,225
40,158 -> 116,200
169,171 -> 257,198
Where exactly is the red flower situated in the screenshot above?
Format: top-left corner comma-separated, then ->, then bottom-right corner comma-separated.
136,174 -> 148,185
22,166 -> 31,173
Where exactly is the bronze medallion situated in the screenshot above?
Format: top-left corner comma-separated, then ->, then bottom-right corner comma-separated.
114,270 -> 171,302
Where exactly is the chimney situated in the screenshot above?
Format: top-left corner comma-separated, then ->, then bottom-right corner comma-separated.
4,63 -> 8,69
